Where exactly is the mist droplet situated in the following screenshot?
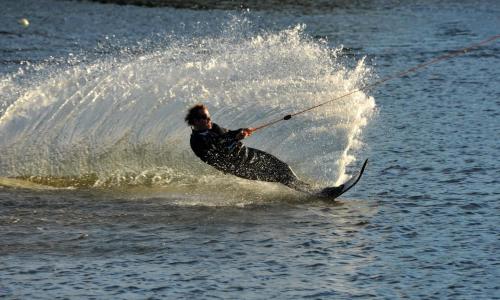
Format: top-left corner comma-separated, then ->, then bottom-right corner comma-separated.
18,18 -> 30,28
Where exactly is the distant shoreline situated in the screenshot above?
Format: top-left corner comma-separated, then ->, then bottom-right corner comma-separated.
85,0 -> 374,11
87,0 -> 243,10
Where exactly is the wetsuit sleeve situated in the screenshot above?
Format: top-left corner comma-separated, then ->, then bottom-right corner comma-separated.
208,123 -> 243,151
211,123 -> 228,134
212,123 -> 244,141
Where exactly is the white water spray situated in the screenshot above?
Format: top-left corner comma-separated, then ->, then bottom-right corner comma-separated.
0,23 -> 375,188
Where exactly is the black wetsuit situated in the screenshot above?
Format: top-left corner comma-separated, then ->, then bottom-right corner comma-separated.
190,123 -> 312,192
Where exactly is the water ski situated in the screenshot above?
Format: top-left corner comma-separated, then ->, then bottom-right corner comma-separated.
316,159 -> 368,200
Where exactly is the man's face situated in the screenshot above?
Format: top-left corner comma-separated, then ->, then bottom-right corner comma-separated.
193,108 -> 212,130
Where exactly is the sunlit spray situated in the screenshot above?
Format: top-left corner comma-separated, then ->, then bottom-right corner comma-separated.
0,21 -> 375,188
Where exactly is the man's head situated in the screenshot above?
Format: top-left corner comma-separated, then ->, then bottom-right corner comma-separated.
185,104 -> 212,130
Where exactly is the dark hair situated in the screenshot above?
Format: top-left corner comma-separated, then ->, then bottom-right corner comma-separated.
185,104 -> 208,126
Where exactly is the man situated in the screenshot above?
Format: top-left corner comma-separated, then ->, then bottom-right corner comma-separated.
185,104 -> 314,193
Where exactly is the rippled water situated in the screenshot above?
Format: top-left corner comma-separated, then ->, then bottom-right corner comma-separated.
1,0 -> 499,299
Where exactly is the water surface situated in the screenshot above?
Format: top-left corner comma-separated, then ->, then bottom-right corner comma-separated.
1,0 -> 499,299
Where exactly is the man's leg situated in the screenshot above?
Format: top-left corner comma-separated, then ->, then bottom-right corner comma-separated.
246,148 -> 316,194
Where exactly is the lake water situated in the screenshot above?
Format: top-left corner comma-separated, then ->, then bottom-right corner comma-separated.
1,0 -> 499,298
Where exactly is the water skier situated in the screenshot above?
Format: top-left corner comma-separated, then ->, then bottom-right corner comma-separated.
185,104 -> 314,193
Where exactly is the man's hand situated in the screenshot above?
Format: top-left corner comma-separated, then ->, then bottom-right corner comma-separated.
236,128 -> 255,140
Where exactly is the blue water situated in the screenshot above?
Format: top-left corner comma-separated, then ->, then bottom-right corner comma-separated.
1,0 -> 499,299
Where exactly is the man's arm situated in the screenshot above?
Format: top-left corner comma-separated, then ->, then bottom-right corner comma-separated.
222,127 -> 255,141
211,123 -> 228,134
213,123 -> 254,140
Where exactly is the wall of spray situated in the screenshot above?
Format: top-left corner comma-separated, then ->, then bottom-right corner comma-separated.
0,22 -> 375,187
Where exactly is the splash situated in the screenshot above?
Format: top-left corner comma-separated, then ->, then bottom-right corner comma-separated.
0,22 -> 375,189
